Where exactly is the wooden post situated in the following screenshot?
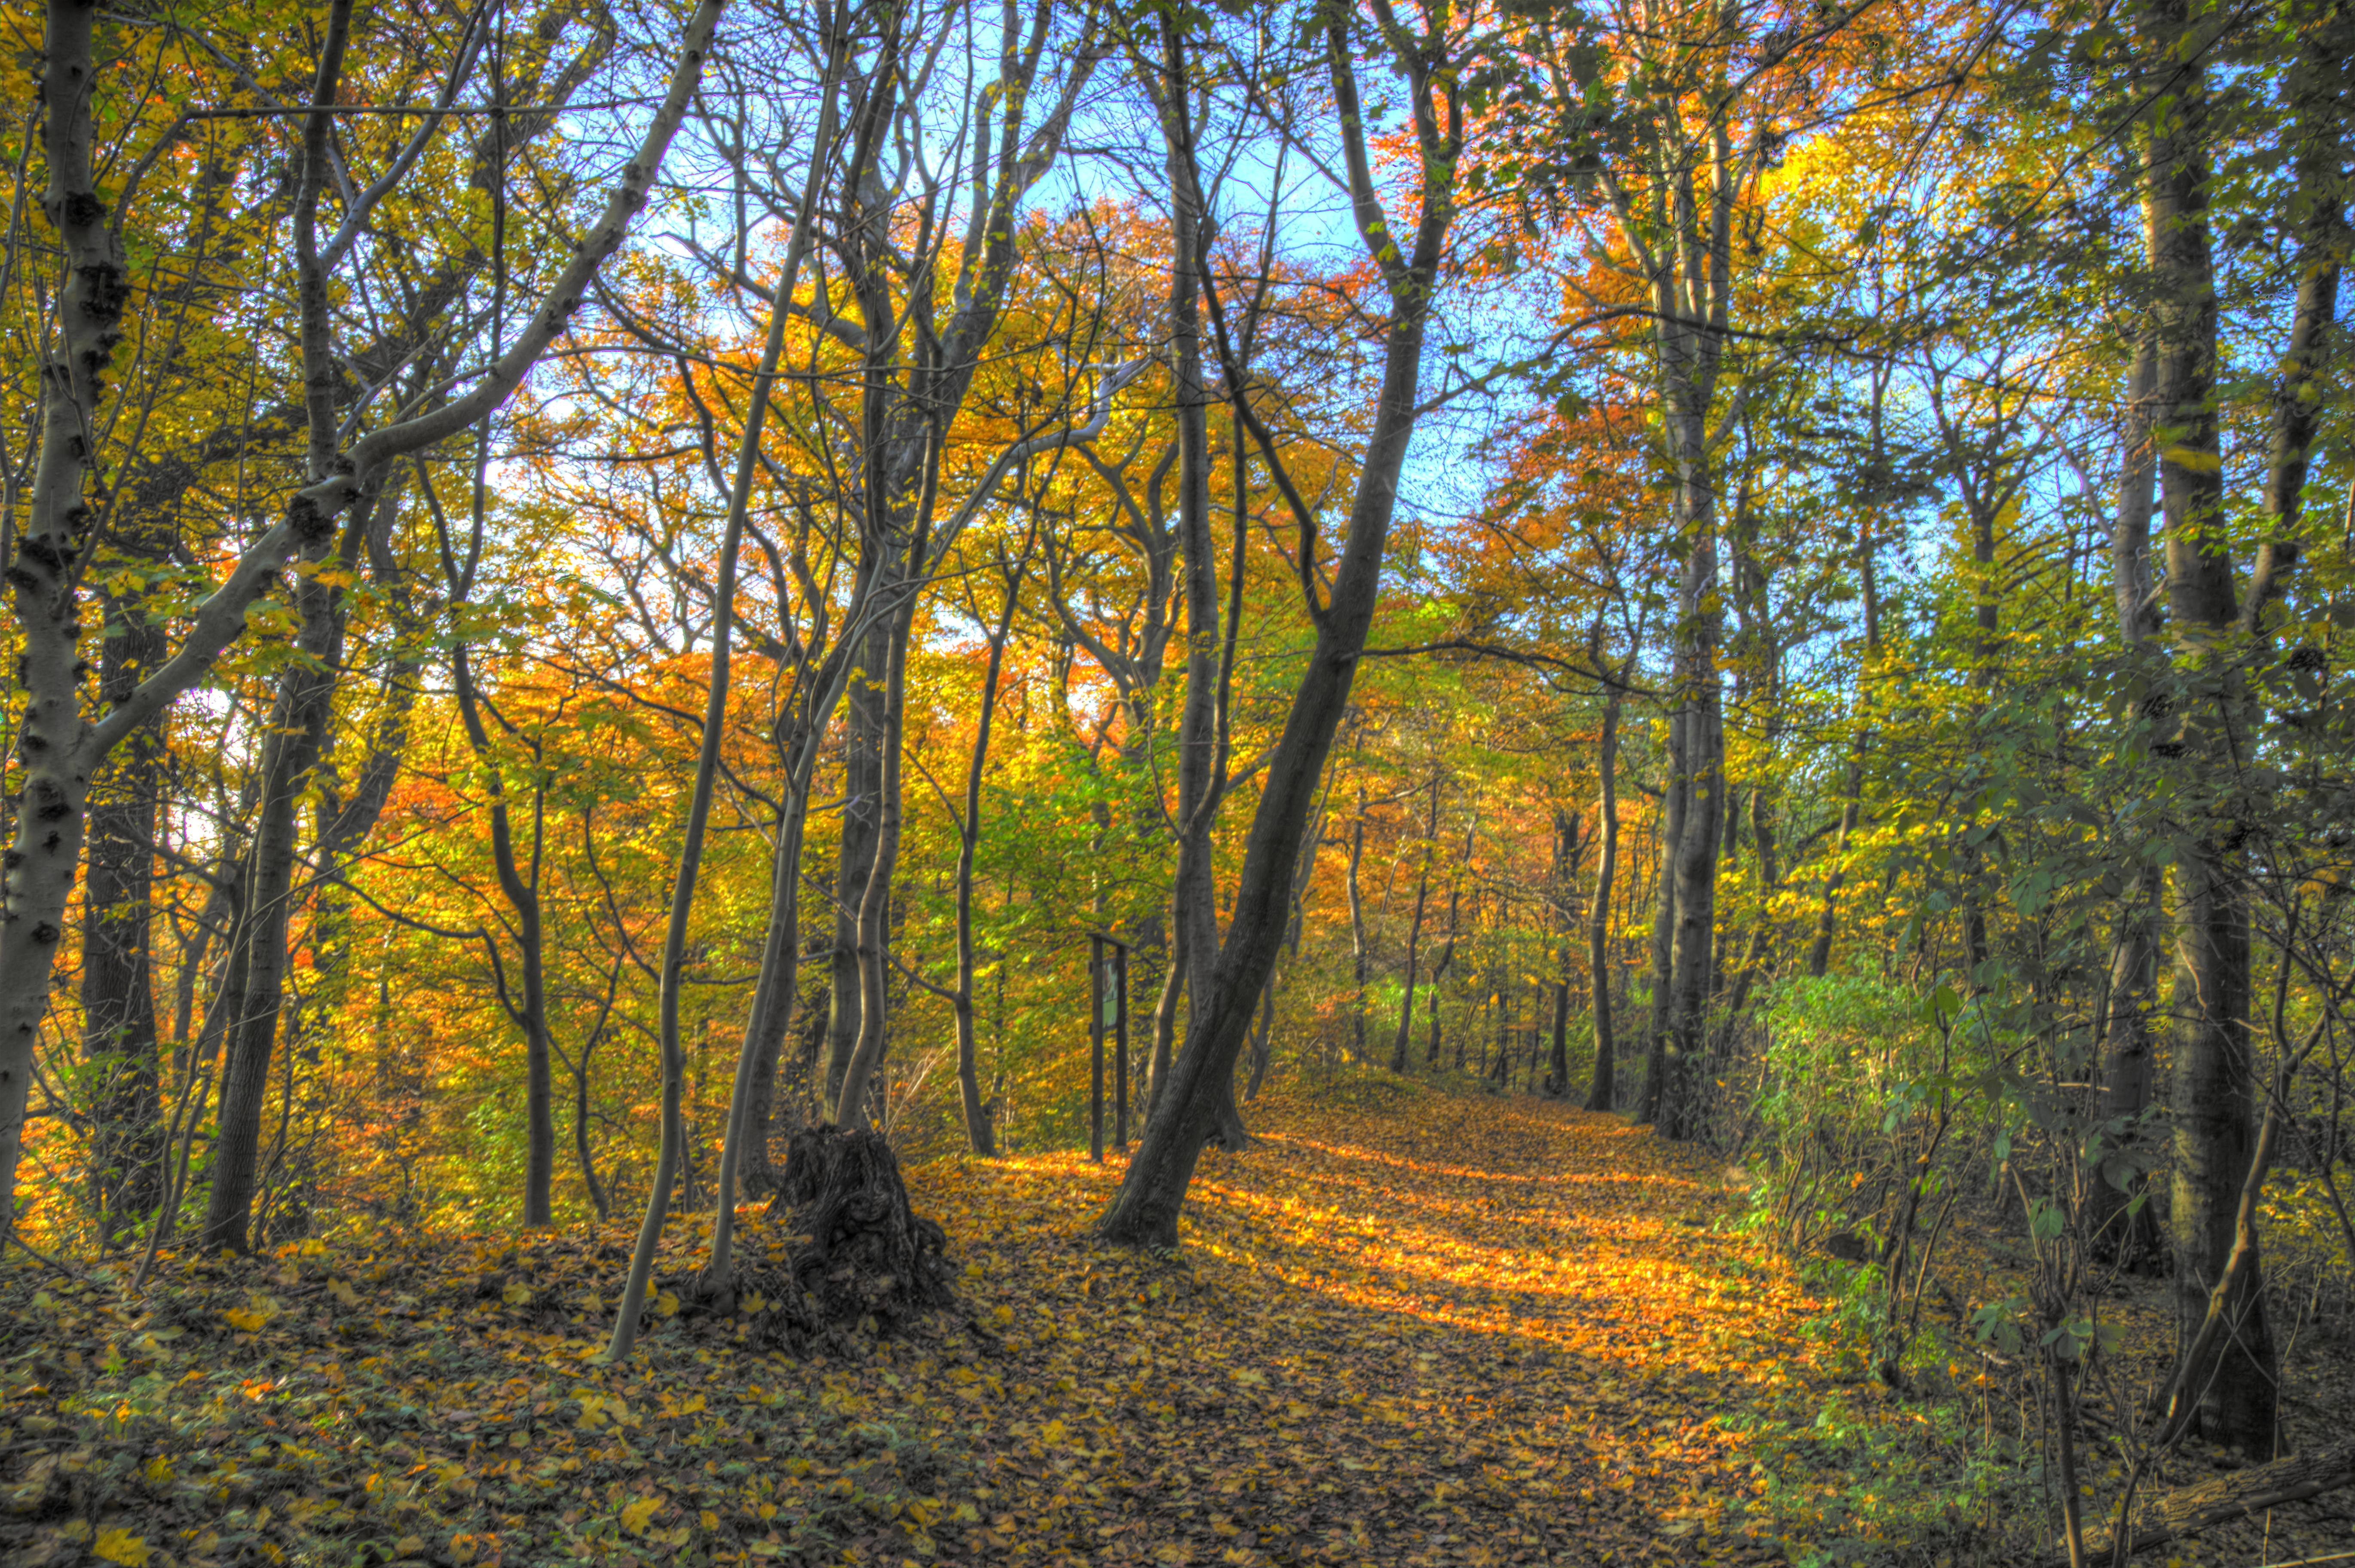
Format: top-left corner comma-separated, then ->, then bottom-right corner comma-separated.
1113,943 -> 1130,1148
1089,936 -> 1106,1162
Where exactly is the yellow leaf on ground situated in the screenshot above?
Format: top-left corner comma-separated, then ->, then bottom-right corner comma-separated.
621,1496 -> 661,1534
93,1528 -> 151,1566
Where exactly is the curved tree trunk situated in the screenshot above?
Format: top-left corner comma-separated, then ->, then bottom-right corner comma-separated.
1096,6 -> 1461,1244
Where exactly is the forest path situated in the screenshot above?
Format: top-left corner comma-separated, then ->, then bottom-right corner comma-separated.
914,1078 -> 1835,1567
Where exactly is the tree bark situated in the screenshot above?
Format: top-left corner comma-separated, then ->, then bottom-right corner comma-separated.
825,624 -> 888,1112
0,0 -> 137,1228
2093,330 -> 2163,1266
82,563 -> 169,1233
2064,1439 -> 2355,1567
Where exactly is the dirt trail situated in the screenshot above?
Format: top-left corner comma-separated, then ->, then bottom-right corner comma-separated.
919,1081 -> 1832,1566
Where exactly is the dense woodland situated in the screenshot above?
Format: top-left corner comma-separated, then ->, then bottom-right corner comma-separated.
2,0 -> 2355,1562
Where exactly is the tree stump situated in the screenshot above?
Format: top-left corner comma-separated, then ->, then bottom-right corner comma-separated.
662,1126 -> 955,1355
769,1124 -> 954,1328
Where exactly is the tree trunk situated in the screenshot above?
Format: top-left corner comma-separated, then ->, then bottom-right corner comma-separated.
203,481 -> 372,1252
825,622 -> 888,1113
0,0 -> 726,1221
952,558 -> 1025,1156
1096,10 -> 1460,1244
451,641 -> 557,1225
1389,779 -> 1439,1072
1641,716 -> 1685,1124
82,576 -> 168,1234
2145,0 -> 2275,1450
1586,687 -> 1621,1111
2093,330 -> 2163,1265
1347,793 -> 1369,1062
0,0 -> 135,1227
1428,887 -> 1460,1067
1547,984 -> 1570,1099
2066,1439 -> 2355,1568
833,602 -> 916,1128
1159,16 -> 1221,1024
1661,510 -> 1724,1141
739,799 -> 808,1192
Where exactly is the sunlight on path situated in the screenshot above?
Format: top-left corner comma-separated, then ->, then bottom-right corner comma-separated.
914,1082 -> 1832,1566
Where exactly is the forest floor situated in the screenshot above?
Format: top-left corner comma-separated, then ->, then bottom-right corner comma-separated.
12,1075 -> 2342,1568
0,1076 -> 1850,1568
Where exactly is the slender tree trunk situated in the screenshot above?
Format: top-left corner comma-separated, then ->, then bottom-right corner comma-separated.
610,289 -> 763,1358
1347,793 -> 1368,1061
1641,717 -> 1685,1123
1547,984 -> 1570,1098
1389,778 -> 1438,1072
1159,17 -> 1220,1023
2144,0 -> 2274,1449
1244,981 -> 1277,1100
1247,793 -> 1332,1098
1586,687 -> 1621,1111
82,579 -> 168,1233
2093,330 -> 2163,1264
952,561 -> 1025,1156
1808,531 -> 1880,978
1425,871 -> 1460,1068
1097,10 -> 1461,1242
203,474 -> 374,1252
450,643 -> 557,1225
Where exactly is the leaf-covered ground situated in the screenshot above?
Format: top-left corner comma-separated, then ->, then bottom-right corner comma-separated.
1,1082 -> 1849,1567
